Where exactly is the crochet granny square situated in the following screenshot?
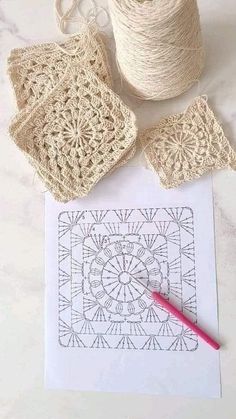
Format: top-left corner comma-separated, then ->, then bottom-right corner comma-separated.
10,64 -> 137,202
141,96 -> 236,188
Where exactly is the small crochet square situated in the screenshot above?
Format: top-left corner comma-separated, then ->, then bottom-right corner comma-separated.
8,28 -> 112,110
141,96 -> 236,189
9,64 -> 137,202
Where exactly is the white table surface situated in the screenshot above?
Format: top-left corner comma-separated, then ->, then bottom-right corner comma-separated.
0,0 -> 236,418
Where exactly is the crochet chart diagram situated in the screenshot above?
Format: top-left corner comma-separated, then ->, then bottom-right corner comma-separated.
58,207 -> 198,351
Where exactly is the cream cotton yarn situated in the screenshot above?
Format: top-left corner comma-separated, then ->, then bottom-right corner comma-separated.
10,64 -> 137,201
140,96 -> 236,188
9,1 -> 233,199
8,25 -> 137,202
108,0 -> 204,100
8,27 -> 113,109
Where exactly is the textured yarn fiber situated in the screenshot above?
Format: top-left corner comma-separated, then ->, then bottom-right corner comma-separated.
141,96 -> 236,188
8,28 -> 137,202
108,0 -> 204,100
10,64 -> 137,201
8,28 -> 112,109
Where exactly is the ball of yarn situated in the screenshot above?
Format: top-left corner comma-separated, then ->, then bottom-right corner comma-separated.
108,0 -> 204,100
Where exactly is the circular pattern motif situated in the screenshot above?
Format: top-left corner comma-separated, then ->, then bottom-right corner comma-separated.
164,130 -> 198,161
89,240 -> 163,316
158,126 -> 208,168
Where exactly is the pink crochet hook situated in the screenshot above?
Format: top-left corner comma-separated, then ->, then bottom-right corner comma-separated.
152,291 -> 220,350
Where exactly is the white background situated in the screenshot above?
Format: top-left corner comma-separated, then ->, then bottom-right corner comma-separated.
0,0 -> 236,418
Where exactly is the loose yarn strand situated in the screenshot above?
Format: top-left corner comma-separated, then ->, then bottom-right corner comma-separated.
87,6 -> 110,29
55,0 -> 81,33
108,0 -> 205,101
55,0 -> 110,34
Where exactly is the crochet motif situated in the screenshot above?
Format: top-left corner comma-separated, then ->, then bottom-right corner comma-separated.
8,28 -> 137,201
141,96 -> 236,188
8,28 -> 112,110
10,64 -> 137,201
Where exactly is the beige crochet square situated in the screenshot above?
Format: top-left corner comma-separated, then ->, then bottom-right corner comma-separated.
10,64 -> 137,202
141,96 -> 236,188
8,27 -> 112,110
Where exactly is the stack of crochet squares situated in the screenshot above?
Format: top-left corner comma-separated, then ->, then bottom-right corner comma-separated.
8,27 -> 137,202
